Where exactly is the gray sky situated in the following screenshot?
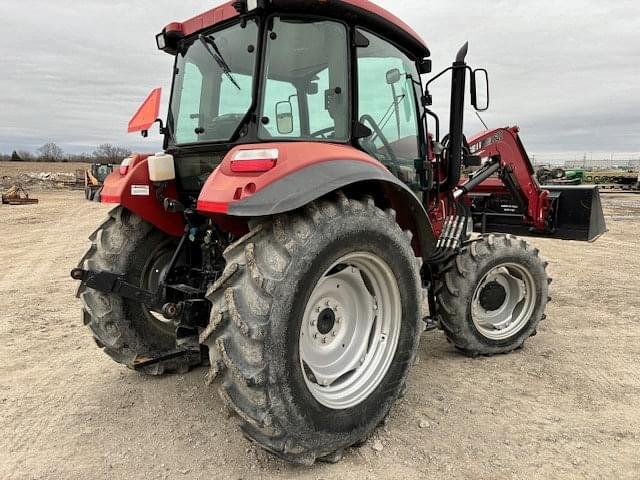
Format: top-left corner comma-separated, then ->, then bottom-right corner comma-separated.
1,0 -> 639,160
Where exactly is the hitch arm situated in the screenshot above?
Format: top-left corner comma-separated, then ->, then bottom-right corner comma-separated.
71,268 -> 163,310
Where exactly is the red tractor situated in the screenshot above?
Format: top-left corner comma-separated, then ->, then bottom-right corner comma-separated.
72,0 -> 606,465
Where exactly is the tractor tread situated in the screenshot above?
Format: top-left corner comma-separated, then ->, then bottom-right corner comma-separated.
203,193 -> 422,465
435,233 -> 550,357
77,207 -> 203,376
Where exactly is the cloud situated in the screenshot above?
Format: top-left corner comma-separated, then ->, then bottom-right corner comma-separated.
1,0 -> 639,157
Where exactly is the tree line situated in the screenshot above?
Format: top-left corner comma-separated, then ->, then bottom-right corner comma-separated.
0,143 -> 133,164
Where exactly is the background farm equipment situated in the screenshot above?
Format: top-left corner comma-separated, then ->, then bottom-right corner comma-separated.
536,167 -> 585,186
1,185 -> 38,205
539,166 -> 640,190
83,163 -> 114,201
584,169 -> 640,187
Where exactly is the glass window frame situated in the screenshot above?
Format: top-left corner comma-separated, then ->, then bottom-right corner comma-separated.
163,14 -> 428,157
257,14 -> 353,144
166,17 -> 262,148
353,27 -> 427,161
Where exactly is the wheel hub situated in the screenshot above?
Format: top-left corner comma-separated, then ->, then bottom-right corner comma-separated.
479,281 -> 507,312
308,299 -> 344,346
471,263 -> 537,340
317,308 -> 337,335
141,246 -> 179,329
299,253 -> 401,410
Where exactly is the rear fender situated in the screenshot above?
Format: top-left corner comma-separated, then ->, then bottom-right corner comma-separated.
101,154 -> 185,237
197,143 -> 437,259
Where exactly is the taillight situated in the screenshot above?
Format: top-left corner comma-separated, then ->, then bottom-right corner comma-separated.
119,157 -> 132,175
230,149 -> 278,173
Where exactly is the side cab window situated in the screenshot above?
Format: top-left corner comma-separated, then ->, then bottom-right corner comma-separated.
356,29 -> 422,185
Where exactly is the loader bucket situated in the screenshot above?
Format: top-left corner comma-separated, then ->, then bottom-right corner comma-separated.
545,185 -> 607,242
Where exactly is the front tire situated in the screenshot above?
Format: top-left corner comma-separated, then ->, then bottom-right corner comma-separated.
201,193 -> 422,464
435,234 -> 550,357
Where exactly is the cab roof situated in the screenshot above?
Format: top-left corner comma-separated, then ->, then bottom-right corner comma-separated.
164,0 -> 430,59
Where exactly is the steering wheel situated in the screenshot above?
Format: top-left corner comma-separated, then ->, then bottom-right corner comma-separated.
359,115 -> 400,174
310,126 -> 335,139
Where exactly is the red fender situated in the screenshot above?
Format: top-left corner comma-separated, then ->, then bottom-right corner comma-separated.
101,154 -> 185,237
196,142 -> 386,215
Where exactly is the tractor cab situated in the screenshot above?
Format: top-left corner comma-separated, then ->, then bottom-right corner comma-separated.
131,0 -> 435,198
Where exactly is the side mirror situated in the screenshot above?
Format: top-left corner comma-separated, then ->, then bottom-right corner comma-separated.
275,101 -> 294,134
418,58 -> 432,74
471,69 -> 489,111
128,88 -> 162,136
386,68 -> 402,85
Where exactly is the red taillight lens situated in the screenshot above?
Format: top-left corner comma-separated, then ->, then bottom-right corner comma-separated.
230,149 -> 278,173
119,157 -> 132,175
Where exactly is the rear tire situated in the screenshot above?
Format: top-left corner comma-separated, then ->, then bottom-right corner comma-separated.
201,193 -> 422,464
435,234 -> 550,357
77,207 -> 203,375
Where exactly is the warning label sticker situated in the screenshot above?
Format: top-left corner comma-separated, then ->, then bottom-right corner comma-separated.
131,185 -> 150,196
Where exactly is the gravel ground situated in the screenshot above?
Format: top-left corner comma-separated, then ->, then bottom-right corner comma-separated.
0,190 -> 638,479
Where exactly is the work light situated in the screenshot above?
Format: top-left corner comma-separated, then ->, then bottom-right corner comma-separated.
156,33 -> 166,51
234,0 -> 268,13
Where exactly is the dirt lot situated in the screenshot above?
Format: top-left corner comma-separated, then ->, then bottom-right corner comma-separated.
1,190 -> 639,480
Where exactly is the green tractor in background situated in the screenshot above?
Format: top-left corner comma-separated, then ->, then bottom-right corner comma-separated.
536,167 -> 585,186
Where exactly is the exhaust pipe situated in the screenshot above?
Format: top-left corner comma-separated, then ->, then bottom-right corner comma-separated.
443,42 -> 469,191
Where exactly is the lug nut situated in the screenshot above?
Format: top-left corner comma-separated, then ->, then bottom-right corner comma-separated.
322,337 -> 327,344
310,320 -> 316,326
332,331 -> 337,337
313,333 -> 318,339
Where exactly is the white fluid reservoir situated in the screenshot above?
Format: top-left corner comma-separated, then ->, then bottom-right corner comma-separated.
148,153 -> 176,182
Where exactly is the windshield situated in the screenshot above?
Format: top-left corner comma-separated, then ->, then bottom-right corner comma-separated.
168,20 -> 259,145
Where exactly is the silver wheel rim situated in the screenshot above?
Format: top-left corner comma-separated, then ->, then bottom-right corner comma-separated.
142,248 -> 175,327
299,252 -> 402,410
471,262 -> 537,341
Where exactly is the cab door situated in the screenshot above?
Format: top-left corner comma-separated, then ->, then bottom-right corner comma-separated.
355,29 -> 424,192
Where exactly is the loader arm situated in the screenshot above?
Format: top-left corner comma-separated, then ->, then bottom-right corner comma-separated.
464,127 -> 551,231
460,126 -> 606,241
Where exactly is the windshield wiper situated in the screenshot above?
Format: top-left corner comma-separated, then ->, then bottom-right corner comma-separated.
198,34 -> 241,91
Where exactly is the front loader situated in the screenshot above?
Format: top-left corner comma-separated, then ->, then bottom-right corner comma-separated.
71,0 -> 606,465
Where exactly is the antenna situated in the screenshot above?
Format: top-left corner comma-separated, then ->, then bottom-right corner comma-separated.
475,111 -> 489,131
